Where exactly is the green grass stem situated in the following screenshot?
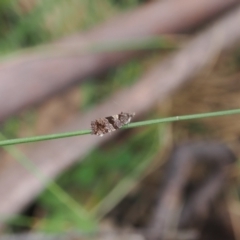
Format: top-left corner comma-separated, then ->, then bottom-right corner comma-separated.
126,108 -> 240,128
0,108 -> 239,147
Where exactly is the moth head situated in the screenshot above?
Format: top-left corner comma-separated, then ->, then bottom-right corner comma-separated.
119,112 -> 135,124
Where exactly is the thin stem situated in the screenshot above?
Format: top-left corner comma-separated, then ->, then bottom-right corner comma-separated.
0,130 -> 91,146
0,108 -> 239,146
125,108 -> 240,128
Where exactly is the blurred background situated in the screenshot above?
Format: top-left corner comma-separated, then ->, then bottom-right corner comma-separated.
0,0 -> 240,239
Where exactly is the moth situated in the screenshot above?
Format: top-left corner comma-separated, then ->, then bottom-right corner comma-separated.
91,112 -> 135,136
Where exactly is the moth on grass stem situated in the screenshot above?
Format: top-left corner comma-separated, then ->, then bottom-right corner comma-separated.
91,112 -> 135,136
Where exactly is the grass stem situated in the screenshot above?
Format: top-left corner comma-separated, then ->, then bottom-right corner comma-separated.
0,108 -> 239,146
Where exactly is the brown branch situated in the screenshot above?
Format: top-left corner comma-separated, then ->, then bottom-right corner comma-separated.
145,142 -> 236,240
0,231 -> 144,240
0,0 -> 238,121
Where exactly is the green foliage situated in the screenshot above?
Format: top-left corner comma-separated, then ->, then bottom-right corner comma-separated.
184,121 -> 212,135
0,0 -> 50,53
0,1 -> 18,35
81,60 -> 143,109
0,110 -> 36,139
38,126 -> 159,230
110,0 -> 145,9
0,0 -> 142,54
1,117 -> 20,139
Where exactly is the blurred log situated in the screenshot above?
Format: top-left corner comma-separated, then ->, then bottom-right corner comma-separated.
0,231 -> 144,240
145,142 -> 236,240
0,3 -> 240,224
0,0 -> 238,121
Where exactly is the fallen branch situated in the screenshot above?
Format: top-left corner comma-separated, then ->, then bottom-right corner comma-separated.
0,0 -> 238,121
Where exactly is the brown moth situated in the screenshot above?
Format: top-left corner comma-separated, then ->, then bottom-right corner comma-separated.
91,112 -> 135,137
